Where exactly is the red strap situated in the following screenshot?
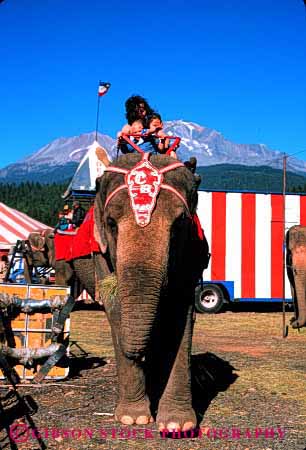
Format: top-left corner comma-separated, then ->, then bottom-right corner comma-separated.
105,166 -> 129,175
192,213 -> 204,240
159,162 -> 185,173
119,134 -> 181,155
161,184 -> 191,217
103,153 -> 190,225
104,185 -> 127,209
165,136 -> 181,155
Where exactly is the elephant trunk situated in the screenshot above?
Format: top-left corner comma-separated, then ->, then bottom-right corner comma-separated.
116,219 -> 170,360
291,244 -> 306,328
118,265 -> 165,360
292,266 -> 306,329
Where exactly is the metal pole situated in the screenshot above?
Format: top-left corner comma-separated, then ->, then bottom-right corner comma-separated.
95,94 -> 101,141
282,154 -> 288,337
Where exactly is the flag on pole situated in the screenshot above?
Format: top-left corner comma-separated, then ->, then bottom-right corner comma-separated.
98,81 -> 111,97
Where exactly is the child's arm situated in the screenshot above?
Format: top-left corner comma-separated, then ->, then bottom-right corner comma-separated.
117,124 -> 131,139
121,124 -> 131,134
156,130 -> 170,154
117,124 -> 132,153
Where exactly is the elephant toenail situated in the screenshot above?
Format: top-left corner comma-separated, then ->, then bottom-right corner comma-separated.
135,415 -> 150,425
182,421 -> 196,431
158,423 -> 166,432
120,415 -> 134,425
166,422 -> 181,432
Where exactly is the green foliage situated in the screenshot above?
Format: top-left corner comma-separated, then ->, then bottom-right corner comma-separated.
0,181 -> 71,226
288,184 -> 306,193
197,164 -> 306,193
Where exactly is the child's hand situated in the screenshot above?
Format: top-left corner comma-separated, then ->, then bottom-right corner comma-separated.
148,125 -> 161,135
121,124 -> 131,134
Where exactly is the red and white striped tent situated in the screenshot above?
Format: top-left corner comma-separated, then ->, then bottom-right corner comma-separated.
197,190 -> 306,301
0,202 -> 50,252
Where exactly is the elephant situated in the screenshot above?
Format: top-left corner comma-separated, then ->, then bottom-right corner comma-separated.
26,229 -> 98,300
26,228 -> 74,286
91,153 -> 209,432
286,225 -> 306,329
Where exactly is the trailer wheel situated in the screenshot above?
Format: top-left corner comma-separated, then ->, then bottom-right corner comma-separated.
195,284 -> 224,314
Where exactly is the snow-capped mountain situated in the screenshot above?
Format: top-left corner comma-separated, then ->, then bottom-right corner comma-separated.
0,132 -> 116,183
0,121 -> 305,183
163,120 -> 306,172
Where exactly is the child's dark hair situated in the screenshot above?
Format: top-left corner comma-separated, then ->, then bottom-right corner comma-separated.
148,113 -> 162,125
125,95 -> 156,126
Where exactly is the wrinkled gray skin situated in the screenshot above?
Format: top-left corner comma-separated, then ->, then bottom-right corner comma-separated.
286,225 -> 306,328
27,229 -> 73,285
93,154 -> 208,432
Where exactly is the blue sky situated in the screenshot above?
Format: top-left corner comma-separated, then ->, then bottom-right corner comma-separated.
0,0 -> 305,167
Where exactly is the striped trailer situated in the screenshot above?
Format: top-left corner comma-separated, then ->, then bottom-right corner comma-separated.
195,190 -> 306,313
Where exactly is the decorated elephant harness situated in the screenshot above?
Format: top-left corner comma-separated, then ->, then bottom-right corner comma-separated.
104,153 -> 191,227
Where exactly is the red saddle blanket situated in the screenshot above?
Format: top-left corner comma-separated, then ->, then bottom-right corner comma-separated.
54,206 -> 100,261
192,213 -> 204,241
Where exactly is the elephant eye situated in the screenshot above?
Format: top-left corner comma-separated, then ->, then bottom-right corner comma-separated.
170,212 -> 187,238
107,217 -> 117,233
175,212 -> 187,224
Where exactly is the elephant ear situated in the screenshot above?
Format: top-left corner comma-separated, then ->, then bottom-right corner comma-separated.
96,146 -> 111,167
188,183 -> 198,216
28,232 -> 45,250
38,228 -> 55,267
94,176 -> 108,254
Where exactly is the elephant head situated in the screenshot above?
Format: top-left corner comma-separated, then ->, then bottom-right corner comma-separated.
94,153 -> 201,359
27,229 -> 74,286
286,225 -> 306,328
28,229 -> 56,268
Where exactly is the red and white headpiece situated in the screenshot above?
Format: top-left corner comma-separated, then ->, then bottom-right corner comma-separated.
104,153 -> 190,227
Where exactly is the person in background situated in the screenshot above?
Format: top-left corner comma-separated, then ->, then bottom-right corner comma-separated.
54,211 -> 70,232
63,204 -> 72,219
72,200 -> 86,229
63,204 -> 74,230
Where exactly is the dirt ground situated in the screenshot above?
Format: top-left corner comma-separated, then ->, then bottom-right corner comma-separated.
1,304 -> 305,450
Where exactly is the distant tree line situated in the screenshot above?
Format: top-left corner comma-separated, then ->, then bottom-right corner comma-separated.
197,164 -> 306,193
288,185 -> 306,193
1,164 -> 306,228
0,181 -> 70,226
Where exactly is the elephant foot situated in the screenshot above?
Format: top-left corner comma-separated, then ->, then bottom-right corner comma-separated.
156,406 -> 197,433
115,398 -> 154,425
290,316 -> 306,329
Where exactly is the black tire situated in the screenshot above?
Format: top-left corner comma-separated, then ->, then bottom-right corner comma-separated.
195,283 -> 224,314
